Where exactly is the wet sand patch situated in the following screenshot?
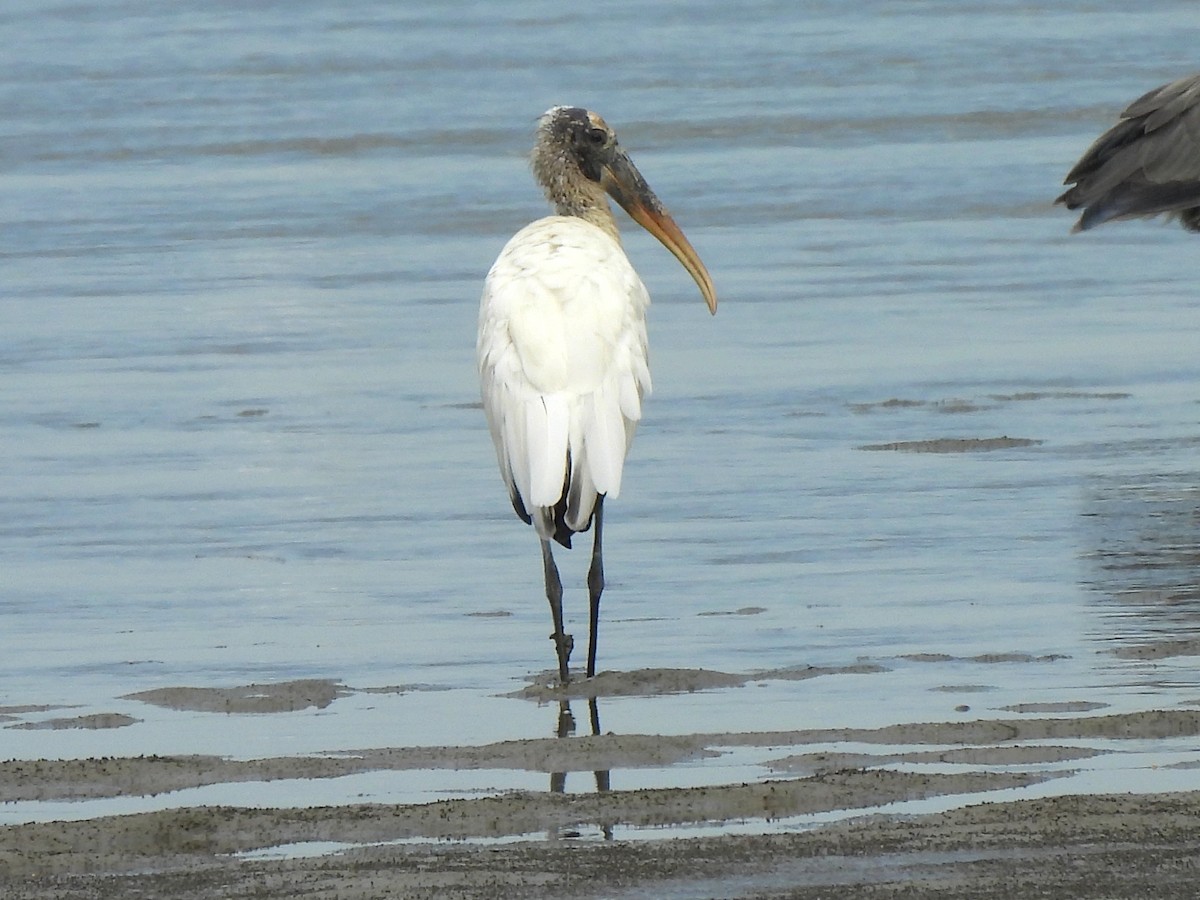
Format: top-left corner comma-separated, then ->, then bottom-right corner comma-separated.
2,787 -> 1199,898
900,652 -> 1068,664
1000,701 -> 1108,713
850,398 -> 927,412
1109,638 -> 1200,660
858,437 -> 1042,453
697,605 -> 767,616
849,397 -> 997,414
512,667 -> 749,702
756,662 -> 888,681
0,769 -> 1056,878
0,734 -> 721,804
123,679 -> 350,713
7,713 -> 138,731
0,705 -> 63,716
850,391 -> 1131,413
988,390 -> 1131,402
767,743 -> 1104,773
929,684 -> 995,693
4,708 -> 1196,804
900,744 -> 1106,766
357,683 -> 453,695
932,398 -> 989,413
2,687 -> 1199,898
701,708 -> 1200,747
512,664 -> 887,702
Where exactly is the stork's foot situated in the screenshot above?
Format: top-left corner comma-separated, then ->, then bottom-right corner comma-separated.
550,630 -> 574,684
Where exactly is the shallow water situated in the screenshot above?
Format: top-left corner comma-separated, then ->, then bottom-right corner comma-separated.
3,1 -> 1200,832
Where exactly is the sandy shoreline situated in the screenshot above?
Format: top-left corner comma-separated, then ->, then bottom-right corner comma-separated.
3,675 -> 1200,897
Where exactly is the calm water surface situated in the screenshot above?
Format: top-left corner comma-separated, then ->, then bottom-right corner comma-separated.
3,0 -> 1200,828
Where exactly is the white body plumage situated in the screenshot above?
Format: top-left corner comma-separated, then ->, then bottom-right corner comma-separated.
477,215 -> 651,545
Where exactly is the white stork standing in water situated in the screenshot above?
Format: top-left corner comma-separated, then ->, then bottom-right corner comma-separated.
1058,72 -> 1200,232
477,106 -> 717,684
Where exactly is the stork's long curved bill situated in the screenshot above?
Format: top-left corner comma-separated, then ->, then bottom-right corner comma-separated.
601,152 -> 718,315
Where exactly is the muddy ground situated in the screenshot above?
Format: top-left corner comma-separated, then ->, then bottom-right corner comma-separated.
3,675 -> 1200,898
4,792 -> 1200,899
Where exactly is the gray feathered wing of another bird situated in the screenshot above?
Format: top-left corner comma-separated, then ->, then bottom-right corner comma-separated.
1058,73 -> 1200,232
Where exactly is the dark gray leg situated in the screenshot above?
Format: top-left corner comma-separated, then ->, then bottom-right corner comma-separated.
586,496 -> 605,679
541,538 -> 573,683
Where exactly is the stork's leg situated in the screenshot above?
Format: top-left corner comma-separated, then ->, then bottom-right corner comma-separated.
541,538 -> 573,683
586,496 -> 605,679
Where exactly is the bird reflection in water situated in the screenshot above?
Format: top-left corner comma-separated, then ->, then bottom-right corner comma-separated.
1081,474 -> 1200,665
548,697 -> 612,840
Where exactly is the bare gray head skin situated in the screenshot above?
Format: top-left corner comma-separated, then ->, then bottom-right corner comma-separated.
531,106 -> 622,237
530,106 -> 717,313
1058,72 -> 1200,233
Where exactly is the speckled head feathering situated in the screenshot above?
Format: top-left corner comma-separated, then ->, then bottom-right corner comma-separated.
531,106 -> 624,239
528,105 -> 716,312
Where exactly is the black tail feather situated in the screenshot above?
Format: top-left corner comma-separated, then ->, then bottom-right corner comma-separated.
508,450 -> 600,550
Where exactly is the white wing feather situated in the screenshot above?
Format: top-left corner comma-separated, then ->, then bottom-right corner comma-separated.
477,216 -> 651,541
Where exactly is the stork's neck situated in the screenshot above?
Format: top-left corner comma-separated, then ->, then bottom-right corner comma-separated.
531,146 -> 622,244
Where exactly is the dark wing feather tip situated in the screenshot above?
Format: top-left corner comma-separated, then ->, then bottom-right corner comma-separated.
1060,73 -> 1200,232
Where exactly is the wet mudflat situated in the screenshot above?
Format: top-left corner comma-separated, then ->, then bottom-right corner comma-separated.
5,679 -> 1200,897
4,694 -> 1200,897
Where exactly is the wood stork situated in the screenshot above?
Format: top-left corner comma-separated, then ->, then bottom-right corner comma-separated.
1058,72 -> 1200,232
477,106 -> 716,684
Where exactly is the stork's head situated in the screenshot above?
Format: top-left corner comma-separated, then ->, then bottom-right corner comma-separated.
533,106 -> 717,315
